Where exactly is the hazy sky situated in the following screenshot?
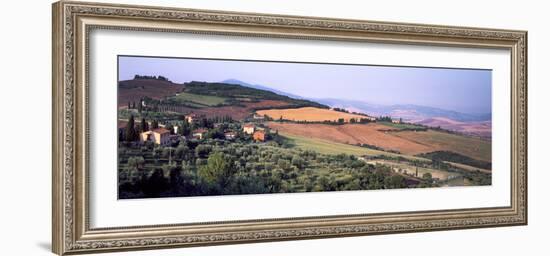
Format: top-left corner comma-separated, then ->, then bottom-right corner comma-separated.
119,56 -> 492,114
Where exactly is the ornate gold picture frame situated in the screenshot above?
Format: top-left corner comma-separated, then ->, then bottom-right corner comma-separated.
52,1 -> 527,255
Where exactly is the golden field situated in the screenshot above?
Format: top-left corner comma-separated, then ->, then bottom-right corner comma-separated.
267,122 -> 491,162
257,107 -> 368,122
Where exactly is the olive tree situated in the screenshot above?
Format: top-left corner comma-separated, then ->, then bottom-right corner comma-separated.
198,152 -> 236,188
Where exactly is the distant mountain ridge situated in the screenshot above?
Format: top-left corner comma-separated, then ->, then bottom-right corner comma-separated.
315,98 -> 491,122
220,79 -> 491,123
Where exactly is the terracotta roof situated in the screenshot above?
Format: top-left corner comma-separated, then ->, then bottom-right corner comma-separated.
152,128 -> 170,134
243,124 -> 255,128
193,128 -> 208,134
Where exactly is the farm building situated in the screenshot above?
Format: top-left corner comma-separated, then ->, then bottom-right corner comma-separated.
253,114 -> 265,120
140,128 -> 170,145
185,113 -> 197,123
253,130 -> 266,142
224,131 -> 237,140
192,128 -> 208,140
243,124 -> 255,135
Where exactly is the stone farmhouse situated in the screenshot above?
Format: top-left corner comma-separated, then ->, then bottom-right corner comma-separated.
140,128 -> 170,145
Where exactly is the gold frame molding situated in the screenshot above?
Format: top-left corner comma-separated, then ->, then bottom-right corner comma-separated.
52,1 -> 527,255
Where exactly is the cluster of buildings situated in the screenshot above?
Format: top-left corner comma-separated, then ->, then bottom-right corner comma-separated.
186,123 -> 267,142
243,124 -> 266,142
119,118 -> 268,146
183,113 -> 267,141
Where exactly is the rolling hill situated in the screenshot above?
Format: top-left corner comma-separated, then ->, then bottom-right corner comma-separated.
118,78 -> 329,120
118,78 -> 185,107
313,98 -> 491,122
217,79 -> 493,137
267,122 -> 491,162
415,117 -> 492,138
300,98 -> 492,137
221,79 -> 307,100
118,76 -> 492,173
183,81 -> 327,109
212,80 -> 492,123
119,78 -> 492,136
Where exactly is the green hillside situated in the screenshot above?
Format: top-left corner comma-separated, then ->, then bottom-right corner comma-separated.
166,92 -> 228,107
183,81 -> 329,109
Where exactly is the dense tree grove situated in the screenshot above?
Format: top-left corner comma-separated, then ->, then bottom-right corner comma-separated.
118,136 -> 419,199
377,116 -> 393,122
417,151 -> 491,170
134,74 -> 170,81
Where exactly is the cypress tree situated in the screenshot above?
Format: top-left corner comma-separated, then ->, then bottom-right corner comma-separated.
125,115 -> 137,142
151,120 -> 159,130
140,118 -> 149,132
180,120 -> 190,136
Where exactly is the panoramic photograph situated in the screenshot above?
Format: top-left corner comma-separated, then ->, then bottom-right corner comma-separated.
117,55 -> 492,199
